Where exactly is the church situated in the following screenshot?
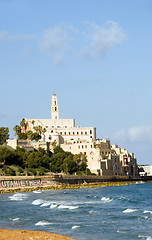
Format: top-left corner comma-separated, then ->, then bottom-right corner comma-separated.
23,94 -> 138,177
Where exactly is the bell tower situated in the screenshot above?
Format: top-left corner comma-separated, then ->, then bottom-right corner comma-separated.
51,94 -> 59,119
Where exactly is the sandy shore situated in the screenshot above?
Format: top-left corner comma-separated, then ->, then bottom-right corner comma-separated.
0,229 -> 76,240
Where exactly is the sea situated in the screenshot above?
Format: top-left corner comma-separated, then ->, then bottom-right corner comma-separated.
0,182 -> 152,240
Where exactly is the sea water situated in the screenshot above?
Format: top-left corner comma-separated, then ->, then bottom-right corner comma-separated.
0,182 -> 152,240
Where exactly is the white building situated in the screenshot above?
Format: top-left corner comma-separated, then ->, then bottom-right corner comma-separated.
10,94 -> 138,176
26,94 -> 96,145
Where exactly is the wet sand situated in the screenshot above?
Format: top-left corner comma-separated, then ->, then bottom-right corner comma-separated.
0,229 -> 76,240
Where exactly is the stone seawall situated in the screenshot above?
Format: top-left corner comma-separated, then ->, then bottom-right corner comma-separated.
0,175 -> 151,191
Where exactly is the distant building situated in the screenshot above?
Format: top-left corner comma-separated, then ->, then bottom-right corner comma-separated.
138,165 -> 152,176
7,94 -> 138,177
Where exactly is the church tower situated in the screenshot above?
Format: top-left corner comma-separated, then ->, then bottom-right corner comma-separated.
51,94 -> 59,119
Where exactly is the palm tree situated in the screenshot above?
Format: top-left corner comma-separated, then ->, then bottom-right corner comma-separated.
20,118 -> 27,133
34,125 -> 43,135
13,125 -> 21,136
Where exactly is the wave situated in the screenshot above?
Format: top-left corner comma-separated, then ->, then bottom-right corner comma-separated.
143,210 -> 152,214
50,204 -> 58,209
40,201 -> 52,207
119,197 -> 130,201
32,199 -> 44,205
35,220 -> 53,226
9,193 -> 28,201
117,230 -> 126,234
33,190 -> 42,194
101,197 -> 112,202
58,204 -> 79,210
9,217 -> 20,221
123,208 -> 138,213
89,210 -> 98,214
72,225 -> 80,229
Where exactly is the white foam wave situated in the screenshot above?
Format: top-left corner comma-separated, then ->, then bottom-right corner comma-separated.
147,237 -> 152,240
9,193 -> 28,201
138,234 -> 147,238
123,208 -> 138,213
143,210 -> 152,214
89,210 -> 98,214
72,225 -> 80,229
58,205 -> 79,210
9,217 -> 20,221
33,190 -> 42,194
40,201 -> 52,207
117,230 -> 126,234
32,199 -> 44,205
50,204 -> 58,209
119,197 -> 130,201
35,220 -> 53,226
101,197 -> 112,202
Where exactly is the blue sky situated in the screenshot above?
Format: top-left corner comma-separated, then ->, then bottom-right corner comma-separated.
0,0 -> 152,164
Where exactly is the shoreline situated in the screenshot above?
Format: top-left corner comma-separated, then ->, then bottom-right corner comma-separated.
0,229 -> 76,240
0,180 -> 149,194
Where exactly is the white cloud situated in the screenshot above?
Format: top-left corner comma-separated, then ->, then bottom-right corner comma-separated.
0,30 -> 36,42
128,126 -> 152,142
81,21 -> 126,59
41,23 -> 77,64
114,126 -> 152,143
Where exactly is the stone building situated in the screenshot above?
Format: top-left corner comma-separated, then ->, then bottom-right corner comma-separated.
8,94 -> 138,177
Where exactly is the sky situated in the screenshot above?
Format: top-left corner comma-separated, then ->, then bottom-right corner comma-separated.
0,0 -> 152,165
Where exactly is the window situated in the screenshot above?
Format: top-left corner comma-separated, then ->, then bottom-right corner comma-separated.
90,130 -> 92,134
77,132 -> 79,135
55,107 -> 57,111
69,132 -> 70,135
82,145 -> 84,148
65,126 -> 67,128
81,132 -> 83,135
51,130 -> 53,133
78,146 -> 80,149
60,132 -> 62,135
65,132 -> 66,135
91,145 -> 93,148
84,152 -> 86,155
85,132 -> 87,135
73,132 -> 75,135
85,145 -> 87,148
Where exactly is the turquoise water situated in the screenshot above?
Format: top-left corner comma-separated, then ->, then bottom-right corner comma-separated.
0,182 -> 152,240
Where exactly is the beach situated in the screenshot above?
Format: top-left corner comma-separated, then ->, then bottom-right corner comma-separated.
0,229 -> 76,240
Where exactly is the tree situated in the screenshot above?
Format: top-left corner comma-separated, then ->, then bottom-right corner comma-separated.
54,146 -> 64,154
26,130 -> 33,140
20,118 -> 27,133
34,125 -> 43,135
18,132 -> 27,140
0,127 -> 9,145
31,120 -> 35,126
30,132 -> 41,141
13,125 -> 21,136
